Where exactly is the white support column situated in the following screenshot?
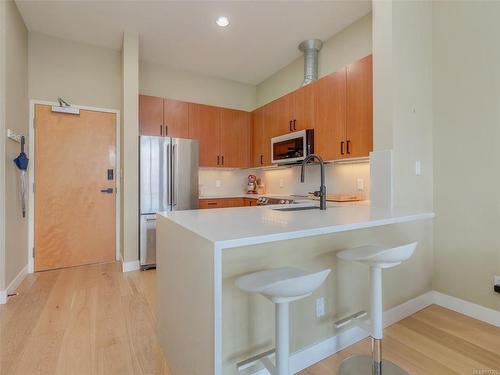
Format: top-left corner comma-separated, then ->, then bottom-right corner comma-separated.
370,266 -> 383,340
121,32 -> 139,267
275,302 -> 290,375
371,265 -> 383,374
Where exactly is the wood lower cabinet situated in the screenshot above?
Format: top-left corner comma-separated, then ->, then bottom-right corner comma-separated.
198,199 -> 223,209
220,109 -> 251,168
314,69 -> 347,161
188,103 -> 221,168
346,55 -> 373,158
243,197 -> 258,206
139,95 -> 164,136
163,98 -> 188,138
199,197 -> 254,209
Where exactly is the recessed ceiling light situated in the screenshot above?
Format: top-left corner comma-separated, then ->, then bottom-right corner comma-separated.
216,16 -> 229,27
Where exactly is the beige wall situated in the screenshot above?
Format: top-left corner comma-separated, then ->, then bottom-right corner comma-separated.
0,1 -> 5,290
121,33 -> 139,263
432,1 -> 500,311
140,60 -> 256,112
0,0 -> 28,290
256,13 -> 372,107
28,32 -> 122,110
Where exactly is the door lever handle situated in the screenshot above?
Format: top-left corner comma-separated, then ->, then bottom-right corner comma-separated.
100,188 -> 114,194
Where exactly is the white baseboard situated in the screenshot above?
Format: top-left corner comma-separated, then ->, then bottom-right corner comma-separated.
433,291 -> 500,327
252,290 -> 435,374
122,260 -> 140,272
0,264 -> 29,305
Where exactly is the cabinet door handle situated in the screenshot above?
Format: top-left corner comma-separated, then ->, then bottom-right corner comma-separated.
260,155 -> 263,165
221,155 -> 224,165
293,119 -> 297,131
164,124 -> 168,136
346,140 -> 351,154
289,120 -> 293,132
217,155 -> 220,165
341,141 -> 345,155
160,125 -> 163,136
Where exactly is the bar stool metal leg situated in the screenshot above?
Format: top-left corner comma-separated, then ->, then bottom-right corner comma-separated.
275,302 -> 289,375
338,266 -> 408,375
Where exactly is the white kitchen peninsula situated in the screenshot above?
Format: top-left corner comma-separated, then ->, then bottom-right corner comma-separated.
156,203 -> 434,375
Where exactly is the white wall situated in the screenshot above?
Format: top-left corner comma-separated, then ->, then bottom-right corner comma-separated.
140,60 -> 256,112
1,0 -> 28,291
256,13 -> 372,107
432,1 -> 500,311
28,32 -> 122,111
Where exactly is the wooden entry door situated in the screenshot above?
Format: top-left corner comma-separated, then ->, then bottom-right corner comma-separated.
34,104 -> 117,271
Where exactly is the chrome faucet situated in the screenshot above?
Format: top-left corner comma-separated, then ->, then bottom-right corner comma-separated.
300,154 -> 327,210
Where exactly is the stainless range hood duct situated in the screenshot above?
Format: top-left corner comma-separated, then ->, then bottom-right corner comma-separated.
298,39 -> 323,86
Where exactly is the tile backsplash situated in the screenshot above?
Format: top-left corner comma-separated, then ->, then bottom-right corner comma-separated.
199,168 -> 260,197
198,161 -> 370,198
260,161 -> 370,196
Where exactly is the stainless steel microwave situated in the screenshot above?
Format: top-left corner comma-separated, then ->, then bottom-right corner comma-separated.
271,129 -> 314,164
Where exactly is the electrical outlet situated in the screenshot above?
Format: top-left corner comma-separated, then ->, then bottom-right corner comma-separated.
357,178 -> 364,191
494,276 -> 500,294
315,297 -> 325,318
215,180 -> 221,188
279,178 -> 284,188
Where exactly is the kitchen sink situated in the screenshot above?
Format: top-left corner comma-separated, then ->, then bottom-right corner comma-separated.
272,206 -> 320,212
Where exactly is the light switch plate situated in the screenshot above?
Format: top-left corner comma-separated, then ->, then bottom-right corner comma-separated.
215,180 -> 221,188
279,179 -> 284,188
415,161 -> 422,176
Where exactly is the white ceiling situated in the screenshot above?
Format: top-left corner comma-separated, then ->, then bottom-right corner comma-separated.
15,0 -> 371,85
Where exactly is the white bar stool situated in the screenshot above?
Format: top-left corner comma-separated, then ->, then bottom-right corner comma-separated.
336,242 -> 418,375
236,267 -> 331,375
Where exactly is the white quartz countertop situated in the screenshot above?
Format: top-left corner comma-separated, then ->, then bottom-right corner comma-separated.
159,202 -> 434,249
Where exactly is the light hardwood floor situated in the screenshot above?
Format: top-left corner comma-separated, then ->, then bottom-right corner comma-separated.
1,262 -> 499,375
0,262 -> 169,375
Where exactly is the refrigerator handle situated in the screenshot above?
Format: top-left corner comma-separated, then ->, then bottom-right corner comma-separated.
166,142 -> 171,208
172,143 -> 176,207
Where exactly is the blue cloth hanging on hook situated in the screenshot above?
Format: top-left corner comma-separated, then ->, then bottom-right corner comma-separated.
13,136 -> 29,218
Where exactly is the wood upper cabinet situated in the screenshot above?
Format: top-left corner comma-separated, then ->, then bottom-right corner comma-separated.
252,106 -> 271,167
139,95 -> 164,136
266,95 -> 292,137
188,103 -> 220,167
346,55 -> 373,158
291,83 -> 315,131
314,68 -> 347,161
220,108 -> 251,168
140,95 -> 189,138
163,98 -> 188,138
252,107 -> 264,167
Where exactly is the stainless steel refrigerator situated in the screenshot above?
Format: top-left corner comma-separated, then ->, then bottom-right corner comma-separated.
139,136 -> 199,268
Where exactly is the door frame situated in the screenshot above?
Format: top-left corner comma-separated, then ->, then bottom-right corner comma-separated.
27,100 -> 121,273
